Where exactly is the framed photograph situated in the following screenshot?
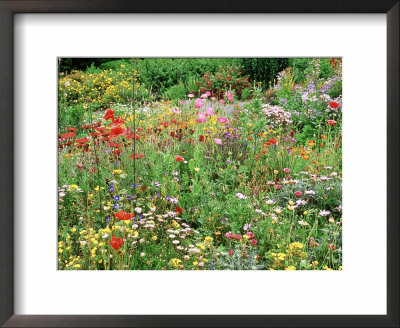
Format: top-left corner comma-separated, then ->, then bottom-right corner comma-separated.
1,1 -> 398,327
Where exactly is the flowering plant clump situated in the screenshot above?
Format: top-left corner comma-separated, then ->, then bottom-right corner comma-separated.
261,104 -> 293,129
58,57 -> 342,271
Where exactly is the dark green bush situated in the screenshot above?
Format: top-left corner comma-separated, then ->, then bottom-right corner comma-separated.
239,58 -> 289,87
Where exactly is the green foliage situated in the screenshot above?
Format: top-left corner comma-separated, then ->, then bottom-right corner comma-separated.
58,105 -> 86,131
133,58 -> 241,96
240,58 -> 289,87
162,83 -> 188,102
295,125 -> 317,145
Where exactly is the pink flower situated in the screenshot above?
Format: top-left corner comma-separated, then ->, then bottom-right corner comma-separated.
228,249 -> 234,256
206,107 -> 215,116
201,93 -> 208,99
214,138 -> 222,145
206,91 -> 211,97
217,117 -> 228,124
246,232 -> 255,239
328,120 -> 336,126
226,91 -> 234,102
211,97 -> 216,101
250,239 -> 258,246
194,98 -> 204,109
225,232 -> 235,239
294,191 -> 303,198
276,184 -> 282,191
187,94 -> 194,98
219,99 -> 225,104
171,107 -> 181,114
283,168 -> 291,174
196,113 -> 207,123
178,100 -> 184,105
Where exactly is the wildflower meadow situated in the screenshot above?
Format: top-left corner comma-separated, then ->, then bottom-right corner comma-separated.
58,58 -> 342,270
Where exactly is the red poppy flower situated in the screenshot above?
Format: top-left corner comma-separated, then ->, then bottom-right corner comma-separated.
228,249 -> 234,256
114,211 -> 135,221
175,156 -> 184,162
110,116 -> 124,127
328,120 -> 337,126
103,108 -> 115,121
294,191 -> 303,198
329,102 -> 339,109
199,135 -> 205,142
81,124 -> 91,130
175,206 -> 183,215
59,132 -> 76,140
112,149 -> 122,155
76,137 -> 90,144
129,153 -> 144,159
110,124 -> 126,136
65,127 -> 78,132
269,138 -> 277,144
110,235 -> 123,250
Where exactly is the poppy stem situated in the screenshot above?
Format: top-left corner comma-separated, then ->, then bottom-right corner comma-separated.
132,62 -> 137,202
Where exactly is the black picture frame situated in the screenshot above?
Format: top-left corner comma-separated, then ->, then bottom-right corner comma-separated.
0,1 -> 398,327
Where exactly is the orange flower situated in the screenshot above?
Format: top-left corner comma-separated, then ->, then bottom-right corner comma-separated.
114,211 -> 135,221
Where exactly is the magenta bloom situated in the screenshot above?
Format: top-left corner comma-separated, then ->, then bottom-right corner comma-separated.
217,117 -> 228,124
294,191 -> 303,198
219,99 -> 225,104
201,93 -> 208,99
214,138 -> 222,145
188,93 -> 194,98
171,107 -> 181,114
226,91 -> 234,102
206,107 -> 215,116
196,113 -> 207,123
178,100 -> 184,105
283,168 -> 291,174
194,98 -> 204,109
206,91 -> 211,97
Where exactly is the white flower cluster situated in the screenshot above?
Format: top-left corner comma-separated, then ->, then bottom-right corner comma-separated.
261,104 -> 293,128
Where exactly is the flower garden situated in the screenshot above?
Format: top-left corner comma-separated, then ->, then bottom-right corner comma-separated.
58,58 -> 342,270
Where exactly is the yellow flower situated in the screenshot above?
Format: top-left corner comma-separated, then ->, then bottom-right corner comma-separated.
112,169 -> 123,175
152,236 -> 158,241
204,236 -> 213,245
71,227 -> 76,233
58,248 -> 63,253
169,258 -> 182,267
288,200 -> 295,206
68,184 -> 79,191
98,259 -> 103,264
197,243 -> 206,251
194,167 -> 200,172
303,211 -> 308,215
273,170 -> 279,174
312,261 -> 319,267
192,261 -> 198,266
285,266 -> 296,270
74,264 -> 81,268
243,235 -> 250,241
